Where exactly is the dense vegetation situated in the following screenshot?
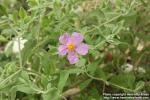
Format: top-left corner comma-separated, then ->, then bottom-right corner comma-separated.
0,0 -> 150,100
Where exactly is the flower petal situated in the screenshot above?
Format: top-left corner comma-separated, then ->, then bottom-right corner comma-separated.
67,52 -> 78,64
59,33 -> 70,44
71,32 -> 84,45
58,45 -> 68,56
76,43 -> 88,55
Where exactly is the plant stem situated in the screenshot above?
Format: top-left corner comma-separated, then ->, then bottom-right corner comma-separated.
86,14 -> 123,33
0,70 -> 21,90
17,36 -> 23,69
9,24 -> 23,68
85,71 -> 135,92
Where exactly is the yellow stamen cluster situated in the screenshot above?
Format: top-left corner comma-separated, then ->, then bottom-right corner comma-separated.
67,43 -> 75,51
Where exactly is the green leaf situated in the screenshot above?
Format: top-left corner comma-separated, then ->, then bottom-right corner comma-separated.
58,68 -> 84,92
27,0 -> 39,7
88,88 -> 100,100
94,68 -> 107,81
0,4 -> 7,16
21,39 -> 36,65
110,73 -> 135,89
19,71 -> 30,83
68,68 -> 84,74
14,84 -> 37,94
75,58 -> 86,67
0,35 -> 7,42
19,7 -> 27,18
87,62 -> 98,75
58,71 -> 69,92
12,10 -> 18,22
42,88 -> 60,100
40,51 -> 56,75
135,81 -> 145,91
41,74 -> 49,88
4,62 -> 17,74
0,70 -> 21,91
79,79 -> 92,90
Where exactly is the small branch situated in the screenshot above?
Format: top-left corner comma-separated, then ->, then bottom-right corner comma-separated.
85,71 -> 135,92
86,14 -> 123,33
102,82 -> 105,93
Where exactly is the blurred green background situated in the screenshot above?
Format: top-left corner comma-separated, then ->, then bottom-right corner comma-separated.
0,0 -> 150,100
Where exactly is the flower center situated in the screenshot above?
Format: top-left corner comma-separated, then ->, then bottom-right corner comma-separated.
67,43 -> 75,51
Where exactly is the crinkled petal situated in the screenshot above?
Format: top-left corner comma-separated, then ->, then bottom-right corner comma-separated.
58,45 -> 68,56
67,52 -> 78,64
71,32 -> 84,45
76,43 -> 88,55
59,33 -> 70,44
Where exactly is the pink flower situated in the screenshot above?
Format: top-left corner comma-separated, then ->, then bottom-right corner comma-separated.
58,32 -> 89,64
